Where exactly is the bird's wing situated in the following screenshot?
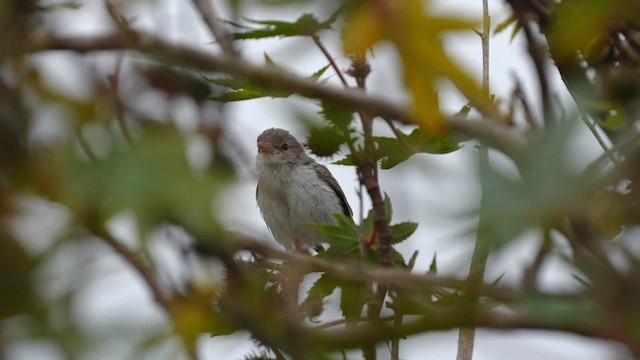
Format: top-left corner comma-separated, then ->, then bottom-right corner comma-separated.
256,182 -> 260,201
313,163 -> 353,217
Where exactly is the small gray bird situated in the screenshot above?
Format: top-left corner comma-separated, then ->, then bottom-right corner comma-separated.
255,128 -> 352,250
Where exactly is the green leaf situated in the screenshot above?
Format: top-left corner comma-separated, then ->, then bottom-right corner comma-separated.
493,14 -> 518,38
306,125 -> 346,157
384,192 -> 393,223
523,294 -> 600,328
205,63 -> 332,102
231,12 -> 338,40
598,111 -> 625,131
63,129 -> 225,234
302,273 -> 339,310
478,118 -> 598,249
428,253 -> 438,274
204,76 -> 291,102
340,281 -> 367,318
310,64 -> 331,81
456,102 -> 472,117
389,221 -> 418,244
374,128 -> 460,169
333,155 -> 355,166
311,212 -> 360,255
319,99 -> 355,132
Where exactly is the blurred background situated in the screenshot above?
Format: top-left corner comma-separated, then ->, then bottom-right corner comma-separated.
0,0 -> 633,359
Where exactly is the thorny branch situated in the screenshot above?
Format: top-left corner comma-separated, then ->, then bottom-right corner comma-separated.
25,32 -> 530,157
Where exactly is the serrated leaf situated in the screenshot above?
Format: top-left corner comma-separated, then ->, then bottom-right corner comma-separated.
374,128 -> 460,169
205,63 -> 332,102
389,221 -> 417,244
204,76 -> 292,101
302,273 -> 339,308
232,13 -> 337,40
334,155 -> 355,166
310,64 -> 331,81
306,125 -> 346,157
311,212 -> 360,254
319,100 -> 354,131
493,15 -> 517,36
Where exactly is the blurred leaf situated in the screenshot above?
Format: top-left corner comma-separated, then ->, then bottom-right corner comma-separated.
374,128 -> 460,169
340,281 -> 367,318
310,64 -> 331,81
478,119 -> 597,248
493,14 -> 521,42
0,235 -> 33,318
205,63 -> 331,102
429,253 -> 438,274
523,294 -> 600,328
343,1 -> 488,132
59,129 -> 224,234
205,77 -> 291,102
389,221 -> 418,244
306,125 -> 345,157
547,0 -> 624,67
598,111 -> 625,132
302,273 -> 338,314
231,12 -> 339,40
382,192 -> 393,223
456,103 -> 472,117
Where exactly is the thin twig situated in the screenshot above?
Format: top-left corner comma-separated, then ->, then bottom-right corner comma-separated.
76,129 -> 98,162
522,228 -> 552,291
26,33 -> 529,156
457,5 -> 491,357
312,34 -> 349,87
107,55 -> 134,145
521,19 -> 552,124
190,0 -> 237,55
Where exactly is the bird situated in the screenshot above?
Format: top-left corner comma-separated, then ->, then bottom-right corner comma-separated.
255,128 -> 352,250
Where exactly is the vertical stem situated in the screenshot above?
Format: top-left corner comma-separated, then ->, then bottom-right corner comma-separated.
481,0 -> 490,94
349,52 -> 393,360
457,2 -> 490,360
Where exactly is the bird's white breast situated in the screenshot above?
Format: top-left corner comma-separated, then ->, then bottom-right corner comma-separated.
256,162 -> 342,248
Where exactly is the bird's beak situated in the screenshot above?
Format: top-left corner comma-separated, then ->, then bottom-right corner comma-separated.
257,142 -> 275,154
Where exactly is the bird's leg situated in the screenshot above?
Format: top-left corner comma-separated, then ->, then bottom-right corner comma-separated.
293,236 -> 307,253
365,226 -> 378,249
280,236 -> 305,318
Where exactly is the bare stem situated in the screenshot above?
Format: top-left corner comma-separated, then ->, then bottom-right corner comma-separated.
190,0 -> 237,56
312,34 -> 349,87
457,3 -> 491,358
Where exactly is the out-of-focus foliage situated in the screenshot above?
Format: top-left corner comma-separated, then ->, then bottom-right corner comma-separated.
342,0 -> 488,133
3,0 -> 640,359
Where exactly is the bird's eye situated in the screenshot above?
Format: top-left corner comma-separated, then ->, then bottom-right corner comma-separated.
281,143 -> 289,151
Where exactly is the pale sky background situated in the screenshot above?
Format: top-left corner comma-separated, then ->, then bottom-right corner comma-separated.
6,0 -> 632,359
